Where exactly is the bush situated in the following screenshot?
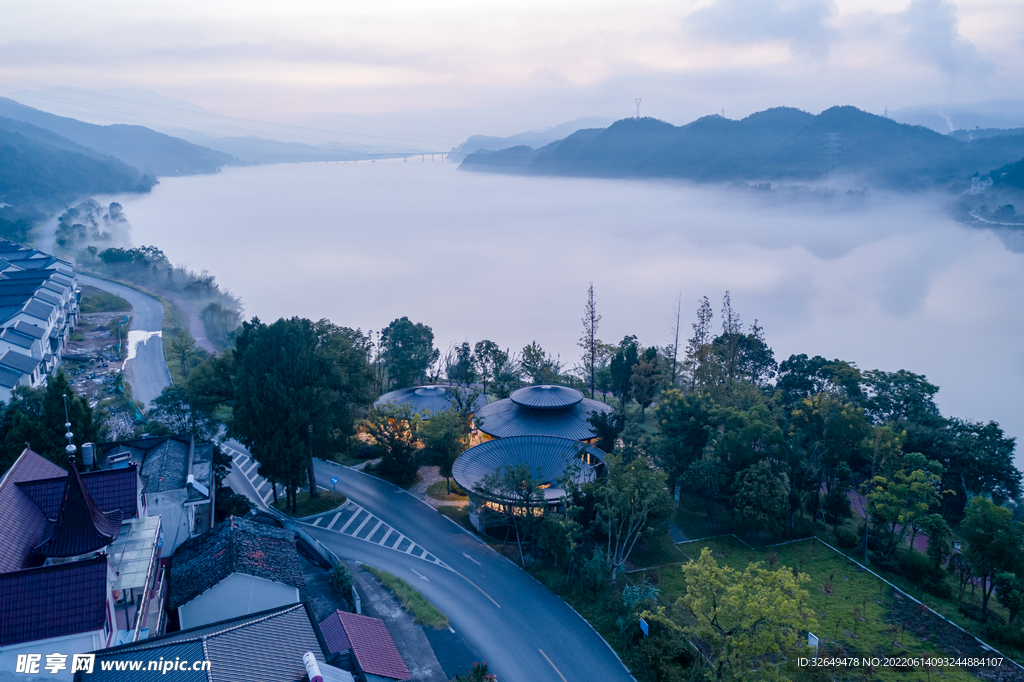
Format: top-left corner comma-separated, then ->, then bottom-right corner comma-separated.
982,621 -> 1024,649
329,563 -> 354,602
921,577 -> 953,599
895,547 -> 932,583
836,529 -> 858,549
215,492 -> 252,522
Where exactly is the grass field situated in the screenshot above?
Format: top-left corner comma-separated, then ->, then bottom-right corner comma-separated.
364,566 -> 449,629
80,285 -> 132,313
426,479 -> 468,501
642,536 -> 1002,681
272,490 -> 345,517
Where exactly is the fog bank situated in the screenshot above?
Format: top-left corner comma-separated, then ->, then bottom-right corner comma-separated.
111,161 -> 1024,463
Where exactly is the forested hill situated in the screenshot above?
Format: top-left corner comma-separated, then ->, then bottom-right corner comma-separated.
0,116 -> 152,211
0,97 -> 236,177
460,106 -> 1024,190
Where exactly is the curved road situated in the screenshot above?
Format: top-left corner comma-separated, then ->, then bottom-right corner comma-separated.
227,442 -> 635,682
36,211 -> 171,407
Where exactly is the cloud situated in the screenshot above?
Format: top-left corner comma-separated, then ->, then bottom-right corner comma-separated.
685,0 -> 838,57
898,0 -> 993,78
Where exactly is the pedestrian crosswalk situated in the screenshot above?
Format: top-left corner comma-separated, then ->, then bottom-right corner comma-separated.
224,445 -> 285,506
307,501 -> 451,570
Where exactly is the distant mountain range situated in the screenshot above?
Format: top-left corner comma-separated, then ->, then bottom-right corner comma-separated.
0,98 -> 239,218
446,117 -> 613,162
459,106 -> 1024,190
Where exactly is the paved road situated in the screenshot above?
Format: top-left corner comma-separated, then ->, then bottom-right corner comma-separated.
225,442 -> 635,682
77,275 -> 171,407
35,210 -> 171,407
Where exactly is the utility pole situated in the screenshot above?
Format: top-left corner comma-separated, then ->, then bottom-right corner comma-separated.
635,98 -> 641,118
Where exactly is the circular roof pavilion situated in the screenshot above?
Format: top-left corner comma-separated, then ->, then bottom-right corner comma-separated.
473,385 -> 613,440
452,435 -> 603,504
373,385 -> 488,418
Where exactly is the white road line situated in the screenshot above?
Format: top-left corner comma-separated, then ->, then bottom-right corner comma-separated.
312,517 -> 323,527
411,569 -> 429,582
462,553 -> 481,566
365,520 -> 383,539
253,480 -> 266,494
405,543 -> 417,555
338,509 -> 362,534
379,528 -> 394,546
350,514 -> 372,537
262,490 -> 273,504
418,548 -> 428,559
326,513 -> 342,530
244,462 -> 259,476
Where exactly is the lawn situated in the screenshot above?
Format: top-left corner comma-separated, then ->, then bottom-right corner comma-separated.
426,479 -> 468,501
80,285 -> 132,313
363,566 -> 449,629
648,536 -> 994,682
272,490 -> 345,518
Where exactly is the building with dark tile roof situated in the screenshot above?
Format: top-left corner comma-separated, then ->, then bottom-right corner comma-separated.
0,555 -> 112,647
0,448 -> 165,678
32,456 -> 123,557
80,602 -> 355,682
96,435 -> 214,554
169,516 -> 304,629
0,239 -> 80,400
320,611 -> 413,682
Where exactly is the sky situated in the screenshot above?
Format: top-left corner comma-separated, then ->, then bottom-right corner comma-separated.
1,0 -> 1022,138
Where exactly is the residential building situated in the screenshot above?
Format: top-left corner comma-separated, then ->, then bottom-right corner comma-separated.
320,611 -> 413,682
79,602 -> 354,682
96,435 -> 215,554
168,516 -> 304,630
0,239 -> 80,402
0,448 -> 164,680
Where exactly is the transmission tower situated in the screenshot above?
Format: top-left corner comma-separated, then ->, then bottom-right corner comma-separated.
823,132 -> 842,175
635,98 -> 641,118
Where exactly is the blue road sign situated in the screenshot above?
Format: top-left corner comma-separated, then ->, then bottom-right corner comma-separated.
331,476 -> 339,485
640,617 -> 649,636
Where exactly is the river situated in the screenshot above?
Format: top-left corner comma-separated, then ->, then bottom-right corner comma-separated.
107,160 -> 1024,462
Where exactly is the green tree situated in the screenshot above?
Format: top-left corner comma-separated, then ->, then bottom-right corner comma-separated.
961,496 -> 1024,618
231,317 -> 373,512
861,453 -> 945,559
683,296 -> 714,391
476,462 -> 545,567
1,372 -> 103,473
147,384 -> 218,441
732,460 -> 789,536
678,548 -> 817,681
444,341 -> 476,386
630,347 -> 660,419
365,403 -> 423,485
685,454 -> 727,523
472,340 -> 507,397
917,513 -> 952,577
596,454 -> 672,583
579,282 -> 601,399
995,572 -> 1024,626
420,390 -> 478,493
655,389 -> 713,487
170,330 -> 197,378
520,341 -> 562,385
609,336 -> 639,410
538,513 -> 584,578
382,316 -> 438,389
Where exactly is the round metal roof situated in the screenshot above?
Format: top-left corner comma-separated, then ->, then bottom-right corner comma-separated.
373,385 -> 488,417
510,385 -> 583,410
452,435 -> 603,503
474,394 -> 613,440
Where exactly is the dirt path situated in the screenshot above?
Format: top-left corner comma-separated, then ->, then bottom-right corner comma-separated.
159,290 -> 216,354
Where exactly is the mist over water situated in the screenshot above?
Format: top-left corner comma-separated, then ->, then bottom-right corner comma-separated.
112,161 -> 1024,464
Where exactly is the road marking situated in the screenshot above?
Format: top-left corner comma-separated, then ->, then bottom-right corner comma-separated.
462,553 -> 481,566
253,480 -> 266,494
448,627 -> 455,634
538,650 -> 567,682
351,513 -> 372,537
405,542 -> 417,554
455,571 -> 501,609
338,509 -> 361,534
379,528 -> 393,545
411,569 -> 429,582
262,490 -> 273,504
365,519 -> 383,539
326,513 -> 343,530
312,517 -> 323,527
